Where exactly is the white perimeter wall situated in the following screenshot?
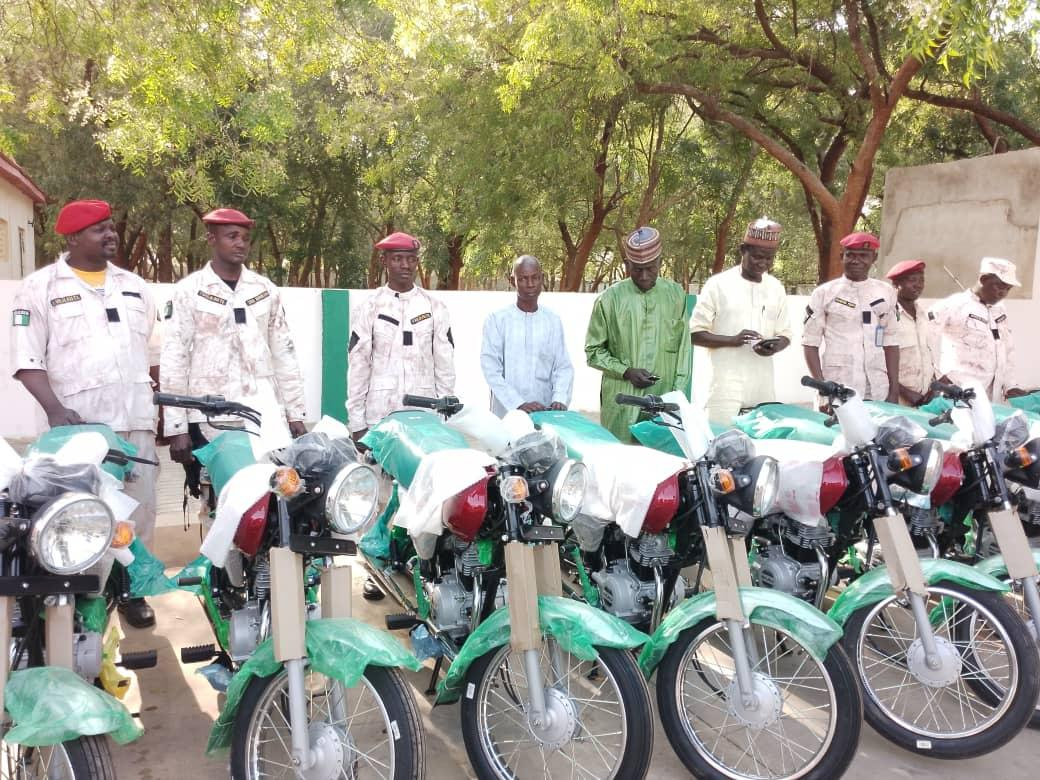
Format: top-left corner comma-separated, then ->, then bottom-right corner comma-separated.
4,281 -> 1040,439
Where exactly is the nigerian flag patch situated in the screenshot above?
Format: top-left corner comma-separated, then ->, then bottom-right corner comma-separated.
12,309 -> 30,326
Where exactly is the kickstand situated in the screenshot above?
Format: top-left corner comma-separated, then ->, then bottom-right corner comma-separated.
425,655 -> 444,696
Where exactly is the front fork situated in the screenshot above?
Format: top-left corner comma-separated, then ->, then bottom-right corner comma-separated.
985,504 -> 1040,640
269,538 -> 355,771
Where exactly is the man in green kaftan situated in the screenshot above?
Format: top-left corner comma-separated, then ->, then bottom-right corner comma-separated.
585,226 -> 692,442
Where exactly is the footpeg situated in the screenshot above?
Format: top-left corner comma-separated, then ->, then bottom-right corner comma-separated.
119,649 -> 158,670
180,643 -> 217,663
385,613 -> 421,631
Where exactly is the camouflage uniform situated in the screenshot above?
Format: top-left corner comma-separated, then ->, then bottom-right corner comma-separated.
928,290 -> 1015,402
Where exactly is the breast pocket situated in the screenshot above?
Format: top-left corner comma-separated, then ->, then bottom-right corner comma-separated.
662,317 -> 685,354
962,315 -> 992,349
52,301 -> 89,346
372,317 -> 399,358
123,297 -> 151,337
408,315 -> 435,354
194,296 -> 229,334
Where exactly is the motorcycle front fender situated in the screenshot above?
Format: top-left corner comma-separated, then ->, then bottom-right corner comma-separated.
207,617 -> 421,754
4,666 -> 142,747
828,558 -> 1011,627
436,595 -> 648,705
637,587 -> 843,678
975,548 -> 1040,580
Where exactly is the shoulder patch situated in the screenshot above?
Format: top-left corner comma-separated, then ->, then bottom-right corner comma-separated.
995,313 -> 1007,324
50,294 -> 81,307
245,290 -> 270,306
803,305 -> 813,325
11,309 -> 30,326
348,331 -> 359,352
198,290 -> 227,306
446,327 -> 454,347
164,300 -> 173,320
410,312 -> 432,325
927,311 -> 935,321
869,298 -> 885,307
834,297 -> 856,308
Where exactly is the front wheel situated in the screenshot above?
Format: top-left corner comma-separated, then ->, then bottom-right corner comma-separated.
460,640 -> 653,779
0,735 -> 114,779
230,664 -> 425,780
844,581 -> 1040,758
656,617 -> 861,780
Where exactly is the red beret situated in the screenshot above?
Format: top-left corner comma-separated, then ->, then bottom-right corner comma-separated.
202,208 -> 255,228
55,200 -> 112,235
375,231 -> 420,253
839,232 -> 880,251
886,259 -> 926,280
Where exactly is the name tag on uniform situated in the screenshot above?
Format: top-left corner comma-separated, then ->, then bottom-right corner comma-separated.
246,291 -> 269,306
198,291 -> 228,306
50,294 -> 81,307
875,326 -> 884,347
410,312 -> 432,324
995,314 -> 1007,324
968,313 -> 987,323
834,297 -> 856,308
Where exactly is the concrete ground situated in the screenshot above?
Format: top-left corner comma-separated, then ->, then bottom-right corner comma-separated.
110,447 -> 1038,779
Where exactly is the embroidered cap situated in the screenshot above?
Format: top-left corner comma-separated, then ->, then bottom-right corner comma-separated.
979,256 -> 1020,287
375,232 -> 421,253
55,200 -> 112,235
624,226 -> 662,264
742,217 -> 782,248
885,259 -> 926,280
839,232 -> 880,251
202,208 -> 255,228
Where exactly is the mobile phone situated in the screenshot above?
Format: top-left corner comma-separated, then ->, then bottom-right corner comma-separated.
756,338 -> 783,351
647,374 -> 661,383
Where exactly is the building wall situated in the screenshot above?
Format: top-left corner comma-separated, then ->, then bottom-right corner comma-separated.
3,281 -> 1040,439
879,148 -> 1040,300
0,179 -> 36,281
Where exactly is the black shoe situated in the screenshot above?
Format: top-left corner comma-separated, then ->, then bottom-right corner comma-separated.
362,577 -> 385,601
118,598 -> 156,629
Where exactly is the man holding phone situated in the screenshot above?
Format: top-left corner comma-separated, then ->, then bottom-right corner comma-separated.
690,218 -> 791,424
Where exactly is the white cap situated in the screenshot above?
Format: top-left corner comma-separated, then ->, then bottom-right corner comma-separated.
979,256 -> 1020,287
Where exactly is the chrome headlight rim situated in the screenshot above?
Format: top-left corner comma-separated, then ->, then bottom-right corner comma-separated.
751,456 -> 780,516
324,462 -> 379,536
551,459 -> 587,523
919,440 -> 944,493
30,492 -> 115,575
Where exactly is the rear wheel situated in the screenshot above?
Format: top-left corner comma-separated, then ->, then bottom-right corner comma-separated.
0,735 -> 114,779
656,617 -> 861,780
990,573 -> 1040,729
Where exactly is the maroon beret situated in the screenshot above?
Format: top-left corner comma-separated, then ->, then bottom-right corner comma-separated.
202,208 -> 255,228
55,200 -> 112,235
885,259 -> 926,280
375,231 -> 420,253
839,232 -> 880,251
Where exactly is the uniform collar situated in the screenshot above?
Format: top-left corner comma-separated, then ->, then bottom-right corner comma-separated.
202,261 -> 258,289
55,253 -> 130,283
385,284 -> 423,300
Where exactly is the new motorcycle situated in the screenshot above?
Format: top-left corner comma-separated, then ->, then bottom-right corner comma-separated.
152,392 -> 426,780
537,393 -> 862,780
361,395 -> 654,780
0,425 -> 155,779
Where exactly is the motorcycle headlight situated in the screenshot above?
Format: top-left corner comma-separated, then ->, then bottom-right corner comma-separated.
31,492 -> 114,575
728,456 -> 779,517
324,463 -> 379,535
888,439 -> 944,493
550,460 -> 587,523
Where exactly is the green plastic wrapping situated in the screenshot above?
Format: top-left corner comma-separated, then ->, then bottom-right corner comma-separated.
4,666 -> 142,746
207,617 -> 422,753
828,558 -> 1010,627
862,400 -> 955,440
637,587 -> 842,677
362,410 -> 469,489
436,596 -> 648,704
732,404 -> 838,445
127,538 -> 204,598
29,424 -> 138,481
359,483 -> 399,561
529,410 -> 620,459
193,431 -> 257,498
1008,392 -> 1040,416
630,419 -> 685,457
75,596 -> 109,635
569,546 -> 600,607
975,549 -> 1040,580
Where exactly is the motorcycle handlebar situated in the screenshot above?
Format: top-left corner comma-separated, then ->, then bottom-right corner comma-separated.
152,392 -> 261,423
401,394 -> 440,410
928,414 -> 948,427
614,394 -> 679,413
800,376 -> 842,396
930,381 -> 974,402
402,394 -> 464,417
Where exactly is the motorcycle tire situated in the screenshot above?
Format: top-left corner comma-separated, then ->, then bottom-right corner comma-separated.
459,641 -> 652,779
1,735 -> 115,779
843,581 -> 1040,758
991,572 -> 1040,729
229,663 -> 425,780
655,616 -> 861,780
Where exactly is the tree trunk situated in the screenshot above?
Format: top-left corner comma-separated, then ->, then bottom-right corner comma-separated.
713,151 -> 759,273
445,234 -> 466,290
156,219 -> 173,283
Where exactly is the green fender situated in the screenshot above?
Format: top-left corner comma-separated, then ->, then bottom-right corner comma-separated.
436,595 -> 649,704
4,666 -> 142,747
975,548 -> 1040,580
637,587 -> 843,678
207,617 -> 422,754
828,558 -> 1010,627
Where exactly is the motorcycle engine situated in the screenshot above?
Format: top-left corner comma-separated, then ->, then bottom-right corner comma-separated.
423,572 -> 508,642
629,533 -> 674,567
591,561 -> 686,625
229,602 -> 262,662
750,518 -> 833,603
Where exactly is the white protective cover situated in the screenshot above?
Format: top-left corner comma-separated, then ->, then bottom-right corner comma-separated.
948,380 -> 998,449
444,405 -> 514,456
749,438 -> 837,526
200,463 -> 278,568
661,390 -> 714,461
393,448 -> 496,559
834,395 -> 878,448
